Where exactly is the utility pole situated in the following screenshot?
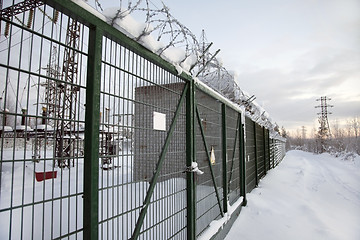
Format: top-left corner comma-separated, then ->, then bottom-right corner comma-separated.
315,96 -> 333,153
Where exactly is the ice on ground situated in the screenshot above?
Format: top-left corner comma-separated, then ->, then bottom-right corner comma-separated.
225,150 -> 360,240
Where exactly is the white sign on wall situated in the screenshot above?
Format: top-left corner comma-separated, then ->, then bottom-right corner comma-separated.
153,111 -> 166,131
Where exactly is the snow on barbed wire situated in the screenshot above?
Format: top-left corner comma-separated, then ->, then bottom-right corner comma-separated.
78,0 -> 282,136
85,0 -> 229,75
98,1 -> 200,73
197,66 -> 279,133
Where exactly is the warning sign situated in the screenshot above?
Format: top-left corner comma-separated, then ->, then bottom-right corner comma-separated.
153,111 -> 166,131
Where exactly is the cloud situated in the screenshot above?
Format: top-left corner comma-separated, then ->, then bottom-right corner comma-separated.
164,0 -> 360,132
235,45 -> 360,131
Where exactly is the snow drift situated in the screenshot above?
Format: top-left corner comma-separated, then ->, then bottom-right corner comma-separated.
225,150 -> 360,240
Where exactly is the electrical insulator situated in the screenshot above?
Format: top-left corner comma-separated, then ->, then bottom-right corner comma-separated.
4,22 -> 10,37
27,9 -> 34,28
53,10 -> 59,24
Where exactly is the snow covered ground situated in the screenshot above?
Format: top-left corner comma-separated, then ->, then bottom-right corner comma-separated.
225,150 -> 360,240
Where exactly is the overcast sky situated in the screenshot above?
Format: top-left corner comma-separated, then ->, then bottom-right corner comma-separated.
162,0 -> 360,134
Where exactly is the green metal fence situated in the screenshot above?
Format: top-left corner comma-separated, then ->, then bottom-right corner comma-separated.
0,1 -> 286,239
245,116 -> 257,192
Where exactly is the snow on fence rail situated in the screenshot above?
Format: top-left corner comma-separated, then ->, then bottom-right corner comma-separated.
0,1 -> 286,239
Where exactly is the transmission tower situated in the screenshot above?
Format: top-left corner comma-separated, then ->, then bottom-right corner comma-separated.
54,19 -> 80,168
315,96 -> 333,152
41,46 -> 61,126
32,46 -> 61,161
0,0 -> 44,37
1,2 -> 80,167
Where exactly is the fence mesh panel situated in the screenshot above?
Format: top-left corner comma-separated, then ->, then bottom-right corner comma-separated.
245,117 -> 256,192
0,3 -> 88,239
264,129 -> 270,172
99,35 -> 187,239
256,123 -> 265,180
225,106 -> 241,205
195,88 -> 223,237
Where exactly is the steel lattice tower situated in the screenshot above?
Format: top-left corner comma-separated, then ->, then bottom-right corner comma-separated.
41,46 -> 61,125
54,19 -> 80,168
315,96 -> 333,152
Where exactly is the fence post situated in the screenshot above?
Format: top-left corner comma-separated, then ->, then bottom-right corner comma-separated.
186,80 -> 196,240
271,139 -> 274,168
253,122 -> 258,186
263,127 -> 267,175
240,118 -> 247,206
84,25 -> 103,240
267,130 -> 271,170
221,104 -> 228,213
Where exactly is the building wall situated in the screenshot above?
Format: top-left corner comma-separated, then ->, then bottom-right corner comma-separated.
133,82 -> 186,182
133,83 -> 223,185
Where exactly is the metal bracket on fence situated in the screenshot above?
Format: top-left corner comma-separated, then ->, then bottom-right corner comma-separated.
184,162 -> 204,175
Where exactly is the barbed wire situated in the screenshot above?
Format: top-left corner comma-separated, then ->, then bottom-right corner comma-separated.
93,0 -> 218,73
91,0 -> 276,131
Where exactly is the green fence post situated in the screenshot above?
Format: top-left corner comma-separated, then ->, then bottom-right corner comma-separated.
253,122 -> 258,186
263,127 -> 267,175
240,117 -> 247,206
186,81 -> 196,240
272,139 -> 275,168
222,104 -> 228,213
267,130 -> 270,170
270,138 -> 274,168
84,25 -> 103,240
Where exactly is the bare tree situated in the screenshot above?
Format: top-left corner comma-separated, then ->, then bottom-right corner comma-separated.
349,117 -> 360,154
331,120 -> 345,153
350,117 -> 359,139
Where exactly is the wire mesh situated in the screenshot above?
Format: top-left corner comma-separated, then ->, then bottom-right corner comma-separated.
1,1 -> 286,239
245,116 -> 256,193
256,123 -> 265,180
98,35 -> 187,239
195,88 -> 223,237
0,2 -> 88,239
264,129 -> 270,172
225,106 -> 241,205
273,139 -> 286,167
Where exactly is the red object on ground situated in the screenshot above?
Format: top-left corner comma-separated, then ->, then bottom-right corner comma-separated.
35,171 -> 57,182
